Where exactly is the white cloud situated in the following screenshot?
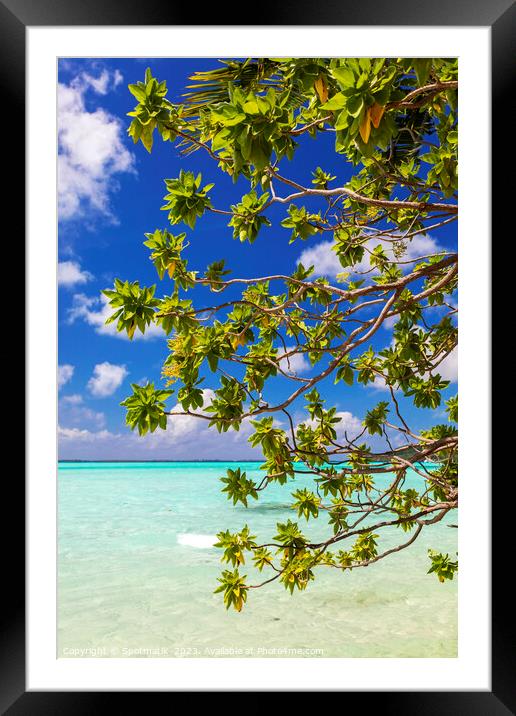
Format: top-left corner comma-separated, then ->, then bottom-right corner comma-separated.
58,260 -> 93,287
58,389 -> 259,460
58,364 -> 74,389
113,69 -> 124,87
367,375 -> 389,392
79,69 -> 121,96
59,425 -> 113,442
298,234 -> 444,279
67,293 -> 163,340
298,240 -> 342,277
156,389 -> 216,440
332,410 -> 363,440
58,70 -> 135,222
59,393 -> 106,429
300,410 -> 363,442
75,408 -> 106,429
277,347 -> 311,375
60,393 -> 83,405
60,406 -> 106,431
58,405 -> 352,459
87,362 -> 128,397
431,346 -> 458,383
145,389 -> 250,445
381,314 -> 397,330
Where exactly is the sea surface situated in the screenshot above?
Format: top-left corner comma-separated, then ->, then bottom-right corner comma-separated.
58,461 -> 458,658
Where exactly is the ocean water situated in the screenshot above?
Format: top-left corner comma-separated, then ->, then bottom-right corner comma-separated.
58,462 -> 457,658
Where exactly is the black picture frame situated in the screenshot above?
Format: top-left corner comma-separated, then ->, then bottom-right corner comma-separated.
5,0 -> 511,710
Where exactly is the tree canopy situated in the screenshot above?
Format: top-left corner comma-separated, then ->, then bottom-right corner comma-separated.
104,58 -> 458,611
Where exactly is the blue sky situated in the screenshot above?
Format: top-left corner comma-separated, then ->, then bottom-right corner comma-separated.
57,58 -> 457,460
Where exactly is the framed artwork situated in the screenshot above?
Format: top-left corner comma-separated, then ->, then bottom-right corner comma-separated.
3,0 -> 511,709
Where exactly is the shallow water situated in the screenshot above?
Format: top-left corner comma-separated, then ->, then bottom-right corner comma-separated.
58,462 -> 457,658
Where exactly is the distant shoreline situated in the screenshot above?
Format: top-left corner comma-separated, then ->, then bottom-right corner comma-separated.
58,459 -> 265,463
58,459 -> 440,466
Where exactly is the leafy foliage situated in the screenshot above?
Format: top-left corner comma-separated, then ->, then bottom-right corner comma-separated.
161,170 -> 213,229
228,190 -> 271,243
427,550 -> 458,583
109,58 -> 459,611
120,383 -> 173,435
102,280 -> 159,340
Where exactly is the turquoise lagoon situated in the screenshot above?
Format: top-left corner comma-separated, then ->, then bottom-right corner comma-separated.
58,461 -> 457,658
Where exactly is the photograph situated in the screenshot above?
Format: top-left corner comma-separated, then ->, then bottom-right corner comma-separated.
3,3 -> 506,703
57,55 -> 460,660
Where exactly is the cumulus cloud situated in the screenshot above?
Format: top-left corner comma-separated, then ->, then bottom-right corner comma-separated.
300,410 -> 363,442
87,362 -> 128,397
113,69 -> 124,88
58,260 -> 93,287
79,68 -> 123,95
58,390 -> 258,460
67,293 -> 163,340
327,410 -> 363,441
432,346 -> 458,383
59,425 -> 113,442
298,408 -> 410,454
60,393 -> 83,405
58,385 -> 364,460
58,364 -> 74,389
277,347 -> 311,375
59,394 -> 106,430
158,389 -> 217,440
58,69 -> 135,222
73,408 -> 106,429
367,375 -> 389,392
298,234 -> 445,279
141,388 -> 256,444
298,241 -> 342,277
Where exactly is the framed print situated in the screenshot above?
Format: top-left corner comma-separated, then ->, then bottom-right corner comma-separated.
2,0 -> 512,709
